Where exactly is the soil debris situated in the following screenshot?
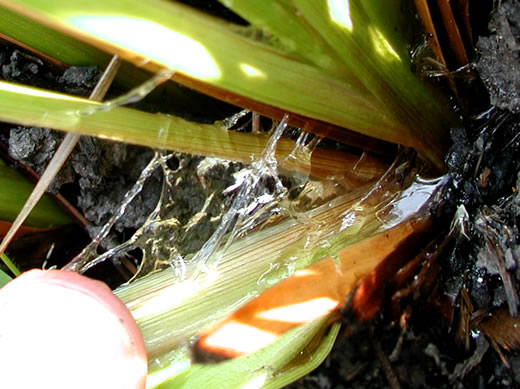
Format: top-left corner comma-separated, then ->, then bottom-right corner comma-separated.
58,65 -> 101,96
475,0 -> 520,113
480,308 -> 520,352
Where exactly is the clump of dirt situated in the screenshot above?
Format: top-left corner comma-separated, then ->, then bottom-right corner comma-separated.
445,110 -> 520,312
1,46 -> 101,96
476,0 -> 520,113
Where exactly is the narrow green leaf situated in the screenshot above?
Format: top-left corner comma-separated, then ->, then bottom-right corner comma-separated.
263,321 -> 341,389
0,253 -> 20,280
0,80 -> 274,161
0,0 -> 429,151
0,163 -> 72,228
215,0 -> 356,79
0,81 -> 384,183
152,317 -> 338,389
0,5 -> 211,110
0,5 -> 107,66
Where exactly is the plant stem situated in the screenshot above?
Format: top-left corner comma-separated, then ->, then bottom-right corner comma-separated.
0,0 -> 457,167
0,252 -> 20,276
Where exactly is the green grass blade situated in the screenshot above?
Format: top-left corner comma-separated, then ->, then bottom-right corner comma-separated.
0,5 -> 106,66
0,0 -> 431,151
262,321 -> 341,389
0,253 -> 20,277
151,317 -> 339,389
0,5 -> 215,111
0,267 -> 12,286
215,0 -> 355,79
286,0 -> 454,166
0,80 -> 273,160
0,162 -> 72,228
0,81 -> 384,182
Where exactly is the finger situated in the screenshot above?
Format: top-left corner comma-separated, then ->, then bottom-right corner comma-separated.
0,269 -> 147,389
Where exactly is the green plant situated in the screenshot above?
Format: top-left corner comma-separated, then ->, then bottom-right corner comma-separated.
0,267 -> 11,287
0,1 -> 458,387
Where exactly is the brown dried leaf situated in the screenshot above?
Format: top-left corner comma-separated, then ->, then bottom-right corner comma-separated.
436,0 -> 469,67
480,308 -> 520,351
452,0 -> 474,49
0,220 -> 44,239
413,0 -> 448,66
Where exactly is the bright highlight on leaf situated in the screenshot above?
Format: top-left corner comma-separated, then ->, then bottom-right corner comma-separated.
69,15 -> 221,79
241,373 -> 268,389
201,320 -> 278,356
239,63 -> 267,79
256,297 -> 340,323
1,81 -> 84,102
130,278 -> 204,321
369,26 -> 402,62
293,268 -> 317,277
327,0 -> 353,31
